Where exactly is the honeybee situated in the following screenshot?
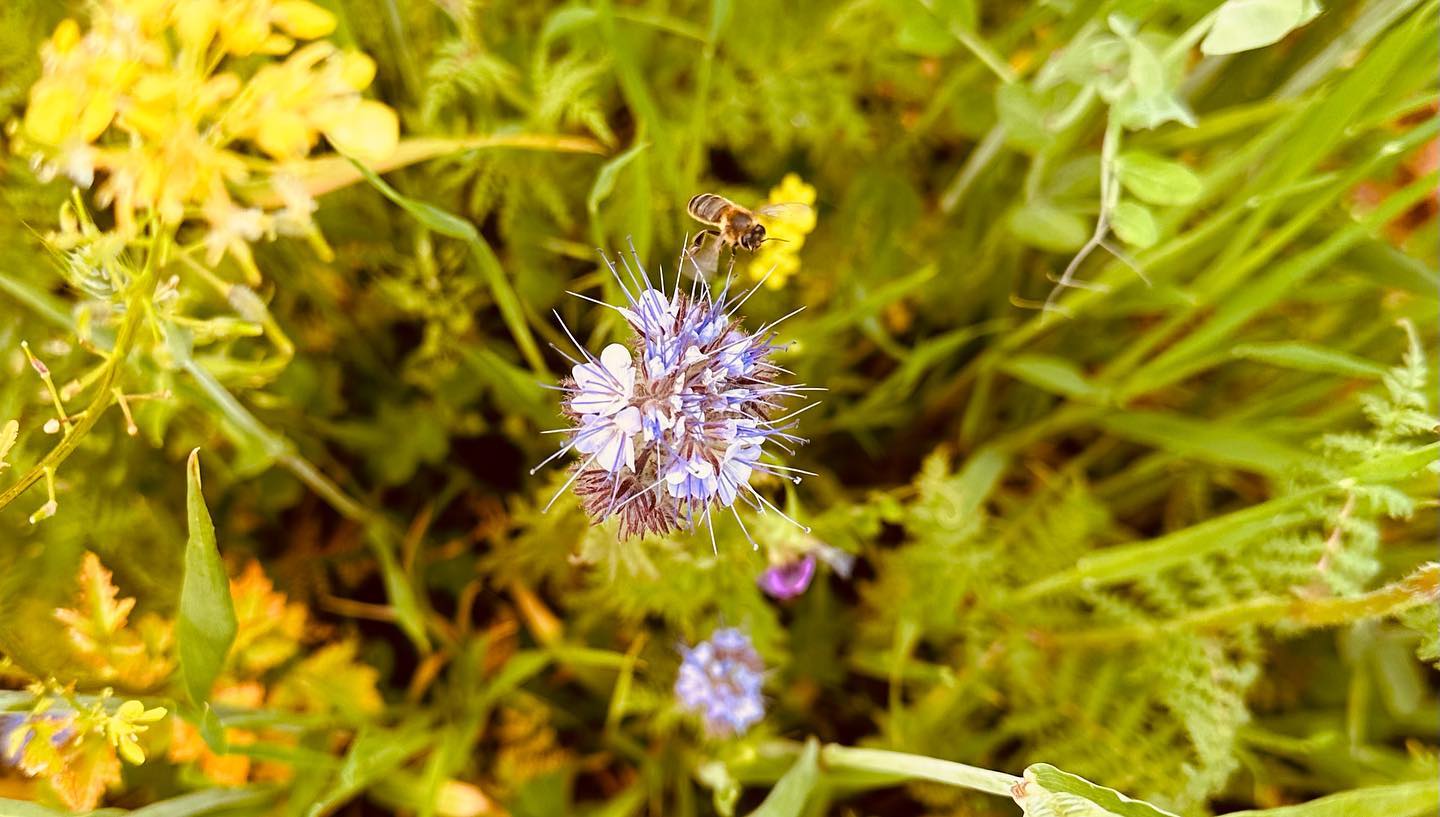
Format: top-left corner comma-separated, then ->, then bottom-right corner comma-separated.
685,193 -> 813,275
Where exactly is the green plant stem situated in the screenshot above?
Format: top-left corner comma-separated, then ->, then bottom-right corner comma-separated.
941,124 -> 1007,214
1011,487 -> 1326,602
919,0 -> 1017,85
819,745 -> 1021,797
1052,563 -> 1440,648
0,254 -> 157,515
1043,115 -> 1121,316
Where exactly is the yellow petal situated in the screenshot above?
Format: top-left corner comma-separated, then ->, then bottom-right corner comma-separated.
23,81 -> 77,145
199,73 -> 241,110
174,0 -> 220,51
261,33 -> 296,55
271,0 -> 336,40
221,11 -> 270,55
255,111 -> 314,159
339,52 -> 376,90
78,93 -> 117,142
131,73 -> 178,104
117,738 -> 145,766
321,100 -> 398,161
772,172 -> 817,206
117,700 -> 145,720
118,103 -> 170,140
51,18 -> 81,53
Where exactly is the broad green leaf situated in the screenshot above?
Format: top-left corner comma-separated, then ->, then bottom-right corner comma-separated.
819,744 -> 1018,795
303,726 -> 433,817
1231,342 -> 1389,378
1008,202 -> 1089,252
996,84 -> 1052,153
707,0 -> 733,42
478,650 -> 553,707
541,6 -> 598,43
587,140 -> 650,220
0,419 -> 17,467
929,0 -> 978,30
0,800 -> 120,817
458,346 -> 554,427
1110,201 -> 1158,248
896,4 -> 955,56
1222,780 -> 1438,817
1201,0 -> 1323,56
350,158 -> 548,376
1014,488 -> 1324,600
1001,355 -> 1111,403
178,450 -> 237,707
366,526 -> 432,655
1097,410 -> 1311,476
747,738 -> 821,817
1016,763 -> 1180,817
129,786 -> 280,817
798,265 -> 937,340
1115,92 -> 1197,130
1347,442 -> 1439,483
953,445 -> 1011,516
1117,152 -> 1203,205
1124,36 -> 1165,100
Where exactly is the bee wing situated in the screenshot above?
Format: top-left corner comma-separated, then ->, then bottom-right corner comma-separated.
683,231 -> 721,278
754,202 -> 814,222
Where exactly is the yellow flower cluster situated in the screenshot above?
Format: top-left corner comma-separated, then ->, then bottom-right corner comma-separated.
751,173 -> 818,289
2,685 -> 165,811
15,0 -> 399,278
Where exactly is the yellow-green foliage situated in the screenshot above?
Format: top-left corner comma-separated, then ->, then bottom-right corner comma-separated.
0,0 -> 1435,815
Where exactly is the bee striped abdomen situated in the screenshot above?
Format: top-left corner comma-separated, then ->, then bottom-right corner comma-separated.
688,193 -> 732,226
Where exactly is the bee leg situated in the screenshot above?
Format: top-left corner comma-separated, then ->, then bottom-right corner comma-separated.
690,229 -> 719,251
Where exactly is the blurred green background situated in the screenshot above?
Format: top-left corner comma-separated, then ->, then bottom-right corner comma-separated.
0,0 -> 1436,814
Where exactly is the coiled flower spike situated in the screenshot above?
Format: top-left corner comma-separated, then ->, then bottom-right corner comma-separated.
674,627 -> 766,736
533,246 -> 819,545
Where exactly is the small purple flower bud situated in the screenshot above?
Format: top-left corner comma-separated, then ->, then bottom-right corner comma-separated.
758,553 -> 817,599
21,343 -> 48,377
674,627 -> 765,736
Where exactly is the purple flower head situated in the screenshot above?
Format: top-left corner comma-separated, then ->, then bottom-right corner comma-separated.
758,553 -> 817,600
674,627 -> 765,736
534,247 -> 817,544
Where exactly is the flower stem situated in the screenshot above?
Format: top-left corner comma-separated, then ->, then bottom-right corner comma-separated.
1050,563 -> 1440,649
0,252 -> 157,514
820,744 -> 1021,797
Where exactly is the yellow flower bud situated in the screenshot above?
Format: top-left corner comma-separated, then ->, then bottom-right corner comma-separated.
23,80 -> 77,145
256,110 -> 315,159
51,19 -> 81,53
220,8 -> 270,55
174,0 -> 221,51
339,52 -> 376,90
77,93 -> 118,142
260,33 -> 296,55
118,737 -> 146,765
320,99 -> 398,161
199,73 -> 241,110
271,0 -> 337,40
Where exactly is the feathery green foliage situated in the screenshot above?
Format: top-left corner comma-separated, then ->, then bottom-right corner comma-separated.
0,0 -> 1435,814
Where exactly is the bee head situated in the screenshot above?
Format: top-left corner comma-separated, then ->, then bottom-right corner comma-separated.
741,225 -> 766,251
